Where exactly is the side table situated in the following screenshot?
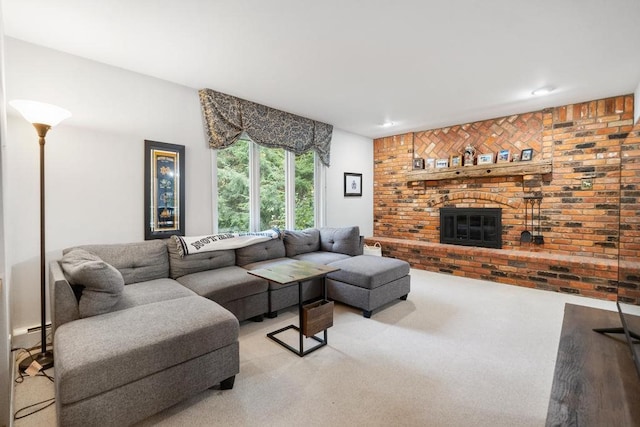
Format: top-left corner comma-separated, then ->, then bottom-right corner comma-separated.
248,260 -> 339,356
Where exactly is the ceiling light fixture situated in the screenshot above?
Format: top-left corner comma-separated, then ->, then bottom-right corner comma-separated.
532,86 -> 554,96
381,121 -> 396,128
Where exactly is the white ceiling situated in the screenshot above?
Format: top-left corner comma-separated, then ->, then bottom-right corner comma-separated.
3,0 -> 640,139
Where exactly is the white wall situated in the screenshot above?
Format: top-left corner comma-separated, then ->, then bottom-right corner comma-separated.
5,38 -> 212,334
0,10 -> 11,426
325,128 -> 374,236
4,39 -> 375,335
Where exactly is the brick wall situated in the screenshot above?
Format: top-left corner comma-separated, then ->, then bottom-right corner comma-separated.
620,115 -> 640,304
372,94 -> 640,301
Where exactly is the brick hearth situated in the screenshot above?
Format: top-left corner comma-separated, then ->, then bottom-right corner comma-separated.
364,236 -> 620,300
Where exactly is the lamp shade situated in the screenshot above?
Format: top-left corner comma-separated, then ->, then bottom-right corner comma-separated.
9,99 -> 71,127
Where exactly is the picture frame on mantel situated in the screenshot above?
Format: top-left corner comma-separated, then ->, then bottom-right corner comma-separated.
478,153 -> 494,165
521,148 -> 533,161
144,140 -> 185,240
344,172 -> 362,197
435,158 -> 449,168
496,149 -> 510,163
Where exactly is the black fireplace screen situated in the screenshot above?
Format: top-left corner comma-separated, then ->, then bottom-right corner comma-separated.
440,208 -> 502,249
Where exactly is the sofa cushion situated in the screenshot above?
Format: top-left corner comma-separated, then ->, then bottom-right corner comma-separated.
167,239 -> 236,279
64,240 -> 169,284
319,226 -> 361,256
235,237 -> 286,267
327,255 -> 410,289
54,296 -> 239,405
283,228 -> 320,257
240,257 -> 293,272
292,251 -> 351,265
111,278 -> 196,312
176,265 -> 268,304
59,249 -> 124,318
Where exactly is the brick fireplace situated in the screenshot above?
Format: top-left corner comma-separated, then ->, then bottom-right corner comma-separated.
369,94 -> 640,302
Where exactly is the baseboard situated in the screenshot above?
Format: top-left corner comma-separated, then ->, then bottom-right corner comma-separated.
11,323 -> 51,351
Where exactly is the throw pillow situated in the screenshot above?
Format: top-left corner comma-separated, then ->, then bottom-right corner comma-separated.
59,249 -> 125,318
283,228 -> 320,257
319,226 -> 361,256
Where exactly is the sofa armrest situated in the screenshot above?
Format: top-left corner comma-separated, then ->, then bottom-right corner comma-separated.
49,261 -> 80,333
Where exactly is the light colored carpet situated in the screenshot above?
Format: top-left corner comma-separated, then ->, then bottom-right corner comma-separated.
13,269 -> 616,426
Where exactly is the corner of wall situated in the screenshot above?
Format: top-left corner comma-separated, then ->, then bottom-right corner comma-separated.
634,81 -> 640,124
0,5 -> 13,425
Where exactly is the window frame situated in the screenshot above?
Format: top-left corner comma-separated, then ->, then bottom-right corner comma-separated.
210,143 -> 325,233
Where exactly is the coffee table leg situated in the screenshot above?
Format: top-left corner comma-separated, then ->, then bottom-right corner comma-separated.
298,280 -> 304,355
323,277 -> 328,345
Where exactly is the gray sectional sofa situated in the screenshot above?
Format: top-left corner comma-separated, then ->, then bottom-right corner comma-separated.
51,241 -> 239,427
50,226 -> 410,426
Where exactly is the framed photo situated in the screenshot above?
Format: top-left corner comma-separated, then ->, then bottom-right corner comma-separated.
521,148 -> 533,161
496,149 -> 510,163
426,158 -> 435,169
478,153 -> 494,165
450,155 -> 462,168
344,172 -> 362,197
413,158 -> 425,169
144,140 -> 185,240
435,158 -> 449,168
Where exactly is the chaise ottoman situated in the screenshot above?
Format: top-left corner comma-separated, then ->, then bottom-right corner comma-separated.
326,255 -> 410,318
54,296 -> 239,427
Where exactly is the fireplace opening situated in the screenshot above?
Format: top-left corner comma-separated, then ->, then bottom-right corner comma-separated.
440,208 -> 502,249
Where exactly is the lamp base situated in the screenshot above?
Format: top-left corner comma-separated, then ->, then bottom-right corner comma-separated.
18,350 -> 54,373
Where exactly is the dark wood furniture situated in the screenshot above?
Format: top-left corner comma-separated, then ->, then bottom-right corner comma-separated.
546,303 -> 640,426
248,260 -> 339,357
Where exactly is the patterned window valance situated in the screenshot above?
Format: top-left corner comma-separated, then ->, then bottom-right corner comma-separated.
198,88 -> 333,166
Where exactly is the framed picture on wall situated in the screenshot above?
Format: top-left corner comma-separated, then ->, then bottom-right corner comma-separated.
344,172 -> 362,197
144,140 -> 185,240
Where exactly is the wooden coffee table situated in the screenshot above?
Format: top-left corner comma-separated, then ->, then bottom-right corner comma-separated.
248,260 -> 339,356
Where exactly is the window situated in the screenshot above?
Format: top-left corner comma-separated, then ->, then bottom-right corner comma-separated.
294,151 -> 315,229
216,139 -> 250,232
214,138 -> 322,232
259,146 -> 285,230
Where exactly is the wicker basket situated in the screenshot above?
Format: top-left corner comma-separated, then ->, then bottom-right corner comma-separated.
302,300 -> 334,337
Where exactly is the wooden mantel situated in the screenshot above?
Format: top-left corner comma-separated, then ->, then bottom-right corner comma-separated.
406,159 -> 552,182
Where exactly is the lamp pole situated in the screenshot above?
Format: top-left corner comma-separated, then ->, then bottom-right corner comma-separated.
32,123 -> 53,371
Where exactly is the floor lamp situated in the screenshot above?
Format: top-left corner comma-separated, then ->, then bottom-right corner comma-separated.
10,100 -> 71,372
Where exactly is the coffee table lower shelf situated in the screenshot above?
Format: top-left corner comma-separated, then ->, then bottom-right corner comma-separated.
267,324 -> 327,357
